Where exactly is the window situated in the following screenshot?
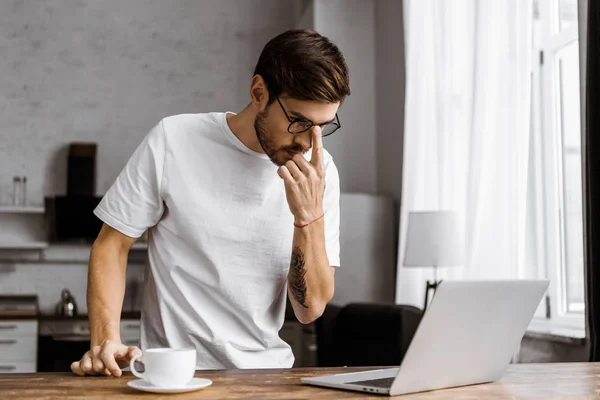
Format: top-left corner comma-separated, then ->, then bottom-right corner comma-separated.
528,0 -> 584,336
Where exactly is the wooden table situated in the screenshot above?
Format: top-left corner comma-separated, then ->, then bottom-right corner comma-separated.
0,363 -> 597,399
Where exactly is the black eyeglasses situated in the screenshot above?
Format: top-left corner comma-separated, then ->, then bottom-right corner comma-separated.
274,95 -> 341,137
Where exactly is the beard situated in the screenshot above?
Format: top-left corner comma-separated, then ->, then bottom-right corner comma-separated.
255,108 -> 306,167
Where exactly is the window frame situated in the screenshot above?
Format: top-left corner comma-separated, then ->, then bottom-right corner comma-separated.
527,0 -> 584,337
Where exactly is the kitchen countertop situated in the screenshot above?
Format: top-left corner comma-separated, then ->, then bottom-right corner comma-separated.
0,312 -> 142,321
0,363 -> 598,399
38,312 -> 142,320
0,241 -> 148,264
1,309 -> 305,322
0,295 -> 300,322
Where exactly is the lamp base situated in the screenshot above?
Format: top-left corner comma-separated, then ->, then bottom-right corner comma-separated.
423,280 -> 441,311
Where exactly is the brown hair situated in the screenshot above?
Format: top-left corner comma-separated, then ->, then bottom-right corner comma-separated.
253,29 -> 350,105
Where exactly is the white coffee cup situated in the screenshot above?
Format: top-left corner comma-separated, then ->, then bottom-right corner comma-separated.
130,348 -> 196,388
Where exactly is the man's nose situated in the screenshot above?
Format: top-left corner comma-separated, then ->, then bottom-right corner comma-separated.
294,130 -> 312,151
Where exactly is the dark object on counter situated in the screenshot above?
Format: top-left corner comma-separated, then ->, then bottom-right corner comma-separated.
46,142 -> 102,242
67,143 -> 96,196
45,195 -> 102,241
55,289 -> 78,317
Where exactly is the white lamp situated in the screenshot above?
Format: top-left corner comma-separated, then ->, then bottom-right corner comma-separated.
403,211 -> 464,310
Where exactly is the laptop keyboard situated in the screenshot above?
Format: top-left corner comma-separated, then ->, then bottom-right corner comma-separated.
346,377 -> 395,389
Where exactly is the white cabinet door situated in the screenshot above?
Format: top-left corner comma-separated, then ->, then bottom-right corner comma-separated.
120,319 -> 140,347
0,337 -> 37,361
0,320 -> 38,372
0,361 -> 36,373
0,321 -> 37,337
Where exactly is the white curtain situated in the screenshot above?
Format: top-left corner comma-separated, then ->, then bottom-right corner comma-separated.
396,0 -> 533,307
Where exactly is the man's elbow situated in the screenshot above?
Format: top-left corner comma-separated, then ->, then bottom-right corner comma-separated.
296,307 -> 324,324
296,290 -> 334,324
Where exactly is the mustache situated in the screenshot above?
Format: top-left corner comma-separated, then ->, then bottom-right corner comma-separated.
282,144 -> 307,154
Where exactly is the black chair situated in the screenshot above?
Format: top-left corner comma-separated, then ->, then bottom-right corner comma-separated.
316,303 -> 423,367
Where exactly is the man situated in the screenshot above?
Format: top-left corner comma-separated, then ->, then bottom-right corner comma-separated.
71,29 -> 350,376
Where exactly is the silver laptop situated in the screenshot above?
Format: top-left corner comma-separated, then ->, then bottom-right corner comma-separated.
301,279 -> 549,396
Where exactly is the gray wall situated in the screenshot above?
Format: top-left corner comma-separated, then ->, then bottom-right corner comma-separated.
313,0 -> 378,194
334,193 -> 397,305
296,0 -> 400,306
0,0 -> 294,205
1,0 -> 399,203
294,0 -> 405,198
293,0 -> 315,30
375,0 -> 405,201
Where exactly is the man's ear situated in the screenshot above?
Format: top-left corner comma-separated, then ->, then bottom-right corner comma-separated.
250,75 -> 270,112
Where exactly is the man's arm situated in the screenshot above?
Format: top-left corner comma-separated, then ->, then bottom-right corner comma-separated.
287,220 -> 335,323
278,126 -> 336,324
71,121 -> 166,376
88,224 -> 136,345
71,224 -> 141,377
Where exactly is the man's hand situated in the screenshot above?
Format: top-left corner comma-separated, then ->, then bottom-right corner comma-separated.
70,339 -> 141,377
278,126 -> 325,224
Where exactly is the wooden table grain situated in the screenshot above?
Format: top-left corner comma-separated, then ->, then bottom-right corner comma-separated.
0,362 -> 597,399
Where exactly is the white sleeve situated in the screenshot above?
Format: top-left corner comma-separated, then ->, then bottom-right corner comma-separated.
93,120 -> 166,238
323,159 -> 341,267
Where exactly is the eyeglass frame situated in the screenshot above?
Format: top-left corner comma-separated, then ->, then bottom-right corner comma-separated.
272,94 -> 341,137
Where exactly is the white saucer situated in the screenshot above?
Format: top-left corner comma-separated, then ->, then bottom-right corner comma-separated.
127,377 -> 213,394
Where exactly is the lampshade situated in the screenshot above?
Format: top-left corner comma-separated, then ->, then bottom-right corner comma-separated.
402,211 -> 464,267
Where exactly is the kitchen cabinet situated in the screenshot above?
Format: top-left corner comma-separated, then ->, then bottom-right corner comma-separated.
0,207 -> 47,250
0,320 -> 38,373
120,319 -> 141,347
37,316 -> 141,372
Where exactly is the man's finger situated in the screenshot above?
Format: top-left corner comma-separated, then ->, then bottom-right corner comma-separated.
80,354 -> 96,376
117,346 -> 142,360
100,347 -> 122,377
71,361 -> 85,376
278,165 -> 294,184
116,346 -> 142,368
284,160 -> 303,180
127,346 -> 143,360
292,154 -> 311,175
91,356 -> 107,375
310,126 -> 323,167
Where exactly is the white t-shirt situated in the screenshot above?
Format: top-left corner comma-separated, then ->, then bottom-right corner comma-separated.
94,112 -> 340,369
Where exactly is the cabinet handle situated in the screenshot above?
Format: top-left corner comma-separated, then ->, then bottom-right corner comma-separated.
0,340 -> 17,345
0,325 -> 17,330
0,366 -> 16,371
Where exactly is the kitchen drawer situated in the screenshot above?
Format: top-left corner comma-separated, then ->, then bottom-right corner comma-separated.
122,339 -> 140,347
0,361 -> 36,373
120,320 -> 140,338
0,321 -> 37,337
0,337 -> 37,361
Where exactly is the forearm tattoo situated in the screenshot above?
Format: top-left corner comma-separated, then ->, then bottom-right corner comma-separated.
289,246 -> 308,308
